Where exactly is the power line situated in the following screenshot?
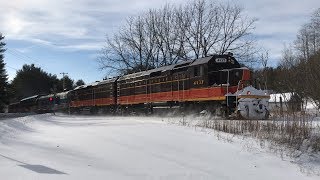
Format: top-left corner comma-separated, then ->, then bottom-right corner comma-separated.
6,51 -> 35,64
8,48 -> 41,64
6,48 -> 50,71
6,65 -> 18,71
7,49 -> 38,64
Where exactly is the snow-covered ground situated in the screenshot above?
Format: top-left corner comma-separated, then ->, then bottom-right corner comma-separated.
0,114 -> 319,180
0,113 -> 35,119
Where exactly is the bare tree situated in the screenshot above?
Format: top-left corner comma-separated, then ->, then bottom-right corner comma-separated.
259,49 -> 269,89
277,8 -> 320,109
305,52 -> 320,108
152,5 -> 187,66
295,8 -> 320,61
277,44 -> 301,94
99,15 -> 157,74
100,0 -> 257,75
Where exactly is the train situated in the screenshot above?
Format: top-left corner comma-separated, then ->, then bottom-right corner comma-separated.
8,54 -> 270,119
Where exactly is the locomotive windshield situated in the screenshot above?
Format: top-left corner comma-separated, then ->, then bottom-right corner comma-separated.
207,55 -> 243,86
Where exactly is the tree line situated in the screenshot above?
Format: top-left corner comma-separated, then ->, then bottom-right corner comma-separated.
99,0 -> 257,75
0,33 -> 8,112
0,33 -> 85,112
9,64 -> 85,101
255,8 -> 320,109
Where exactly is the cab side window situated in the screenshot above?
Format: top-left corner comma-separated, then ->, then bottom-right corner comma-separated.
194,66 -> 199,77
193,65 -> 204,77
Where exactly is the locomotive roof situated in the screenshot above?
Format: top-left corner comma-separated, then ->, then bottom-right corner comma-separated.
56,91 -> 71,96
190,55 -> 237,66
190,56 -> 212,66
116,54 -> 237,81
118,60 -> 194,81
20,95 -> 39,102
219,67 -> 249,71
38,91 -> 71,99
38,94 -> 53,99
74,77 -> 117,90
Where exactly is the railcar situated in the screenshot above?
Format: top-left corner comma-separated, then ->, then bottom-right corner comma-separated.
37,94 -> 55,113
54,91 -> 72,111
36,91 -> 71,113
69,78 -> 117,113
8,95 -> 40,113
8,102 -> 20,113
116,54 -> 251,115
69,54 -> 269,118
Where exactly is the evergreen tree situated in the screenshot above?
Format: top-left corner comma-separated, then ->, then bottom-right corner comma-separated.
75,79 -> 85,87
0,33 -> 8,112
59,75 -> 74,91
11,64 -> 59,99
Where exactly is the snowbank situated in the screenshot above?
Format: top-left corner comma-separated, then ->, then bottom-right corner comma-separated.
0,114 -> 319,180
0,113 -> 35,119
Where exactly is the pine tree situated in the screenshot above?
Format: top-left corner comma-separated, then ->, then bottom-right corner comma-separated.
11,64 -> 60,98
75,79 -> 85,87
0,33 -> 8,112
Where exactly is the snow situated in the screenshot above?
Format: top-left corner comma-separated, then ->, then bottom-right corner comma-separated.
0,113 -> 35,119
269,93 -> 293,103
235,85 -> 269,97
0,114 -> 319,180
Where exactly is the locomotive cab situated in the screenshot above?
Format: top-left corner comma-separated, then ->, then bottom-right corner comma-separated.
199,54 -> 270,119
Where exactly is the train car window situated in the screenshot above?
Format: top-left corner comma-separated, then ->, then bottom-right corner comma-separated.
235,71 -> 240,77
194,66 -> 199,77
219,71 -> 228,85
199,65 -> 204,76
229,70 -> 242,86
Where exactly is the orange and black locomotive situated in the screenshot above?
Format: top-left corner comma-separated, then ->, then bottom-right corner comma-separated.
9,54 -> 269,119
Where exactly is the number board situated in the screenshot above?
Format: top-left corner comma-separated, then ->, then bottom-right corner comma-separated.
215,58 -> 227,63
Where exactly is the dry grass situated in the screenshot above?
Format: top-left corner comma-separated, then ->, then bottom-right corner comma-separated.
195,113 -> 320,153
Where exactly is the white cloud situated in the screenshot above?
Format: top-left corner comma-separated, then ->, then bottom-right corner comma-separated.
0,0 -> 186,52
235,0 -> 320,61
56,42 -> 105,51
0,0 -> 319,60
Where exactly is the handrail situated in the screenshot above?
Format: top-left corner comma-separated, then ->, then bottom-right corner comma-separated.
235,80 -> 244,109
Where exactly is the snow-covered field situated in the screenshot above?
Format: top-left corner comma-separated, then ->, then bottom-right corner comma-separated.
0,114 -> 318,180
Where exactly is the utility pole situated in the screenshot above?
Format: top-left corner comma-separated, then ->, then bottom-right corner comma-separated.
60,72 -> 68,91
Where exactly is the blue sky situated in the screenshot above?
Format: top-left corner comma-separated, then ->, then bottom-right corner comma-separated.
1,0 -> 319,83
